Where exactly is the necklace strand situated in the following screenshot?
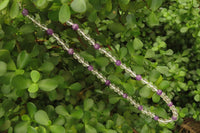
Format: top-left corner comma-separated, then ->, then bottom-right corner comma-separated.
22,8 -> 178,123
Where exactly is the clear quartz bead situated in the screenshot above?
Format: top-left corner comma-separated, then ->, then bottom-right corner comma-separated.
88,38 -> 95,46
120,64 -> 126,69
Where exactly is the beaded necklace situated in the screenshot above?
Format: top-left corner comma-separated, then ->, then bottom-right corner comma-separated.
22,8 -> 178,123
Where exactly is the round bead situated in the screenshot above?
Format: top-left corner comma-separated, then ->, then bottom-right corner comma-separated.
105,80 -> 111,86
46,29 -> 54,35
88,65 -> 93,71
138,105 -> 143,111
136,75 -> 142,80
72,24 -> 79,30
22,9 -> 28,16
94,43 -> 100,50
68,48 -> 74,55
157,90 -> 162,95
168,102 -> 173,107
172,116 -> 177,121
123,93 -> 128,98
115,60 -> 121,66
154,116 -> 159,121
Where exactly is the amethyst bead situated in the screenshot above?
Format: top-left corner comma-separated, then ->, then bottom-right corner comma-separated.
172,116 -> 177,121
94,43 -> 100,50
88,65 -> 93,71
105,80 -> 111,86
154,116 -> 159,121
68,48 -> 74,55
46,29 -> 54,35
138,105 -> 143,111
123,93 -> 128,98
72,24 -> 79,30
168,102 -> 173,107
22,9 -> 29,16
136,75 -> 142,80
157,90 -> 162,95
115,60 -> 121,66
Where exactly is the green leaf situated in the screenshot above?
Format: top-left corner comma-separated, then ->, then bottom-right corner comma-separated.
145,49 -> 155,58
180,27 -> 188,33
109,96 -> 120,104
154,107 -> 168,118
27,126 -> 37,133
80,51 -> 95,62
0,107 -> 5,118
50,125 -> 65,133
194,94 -> 200,102
147,12 -> 159,27
156,66 -> 169,75
149,70 -> 160,82
152,93 -> 160,103
133,38 -> 143,50
53,116 -> 65,126
9,1 -> 19,19
95,57 -> 109,67
139,86 -> 152,98
123,83 -> 135,95
141,124 -> 149,133
0,0 -> 9,11
84,99 -> 94,111
133,55 -> 144,65
120,47 -> 127,59
159,80 -> 170,90
71,109 -> 84,119
34,110 -> 51,126
150,0 -> 163,11
17,51 -> 31,69
55,105 -> 69,116
85,124 -> 97,133
11,75 -> 30,90
28,83 -> 39,93
108,23 -> 125,33
59,4 -> 70,23
36,0 -> 47,8
71,0 -> 87,13
69,82 -> 82,91
19,24 -> 35,34
31,70 -> 40,83
27,102 -> 37,118
14,122 -> 28,133
39,61 -> 54,72
38,79 -> 58,91
0,61 -> 7,76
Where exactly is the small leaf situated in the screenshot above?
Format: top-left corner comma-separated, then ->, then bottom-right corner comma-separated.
109,96 -> 120,104
153,107 -> 168,118
0,61 -> 7,76
28,83 -> 39,93
133,38 -> 143,50
0,107 -> 5,118
59,4 -> 70,23
80,51 -> 95,62
69,82 -> 82,91
34,110 -> 50,126
139,86 -> 152,98
49,125 -> 65,133
12,75 -> 30,90
9,1 -> 19,19
141,124 -> 149,133
84,99 -> 94,111
71,0 -> 87,13
95,57 -> 109,67
145,49 -> 155,58
30,70 -> 40,83
36,0 -> 47,8
108,23 -> 125,33
27,126 -> 37,133
156,66 -> 169,75
27,102 -> 37,118
150,0 -> 163,11
71,109 -> 84,119
38,79 -> 58,91
55,105 -> 69,116
149,70 -> 160,82
159,80 -> 170,90
152,93 -> 160,103
85,124 -> 97,133
120,47 -> 128,59
148,12 -> 159,27
17,51 -> 31,69
194,94 -> 200,102
0,0 -> 9,11
39,61 -> 54,72
14,121 -> 28,133
180,27 -> 188,33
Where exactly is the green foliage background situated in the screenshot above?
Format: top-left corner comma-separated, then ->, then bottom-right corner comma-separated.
0,0 -> 200,132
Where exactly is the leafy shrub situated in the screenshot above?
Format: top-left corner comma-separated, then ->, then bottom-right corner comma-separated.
0,0 -> 200,132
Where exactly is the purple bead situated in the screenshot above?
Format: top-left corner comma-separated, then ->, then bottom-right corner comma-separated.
22,9 -> 28,16
72,24 -> 79,30
46,29 -> 54,35
168,102 -> 173,107
138,105 -> 143,111
123,93 -> 128,98
115,60 -> 121,66
88,65 -> 93,71
68,48 -> 74,55
154,116 -> 159,121
94,43 -> 100,50
136,75 -> 142,80
157,90 -> 162,95
105,80 -> 111,86
172,116 -> 177,121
